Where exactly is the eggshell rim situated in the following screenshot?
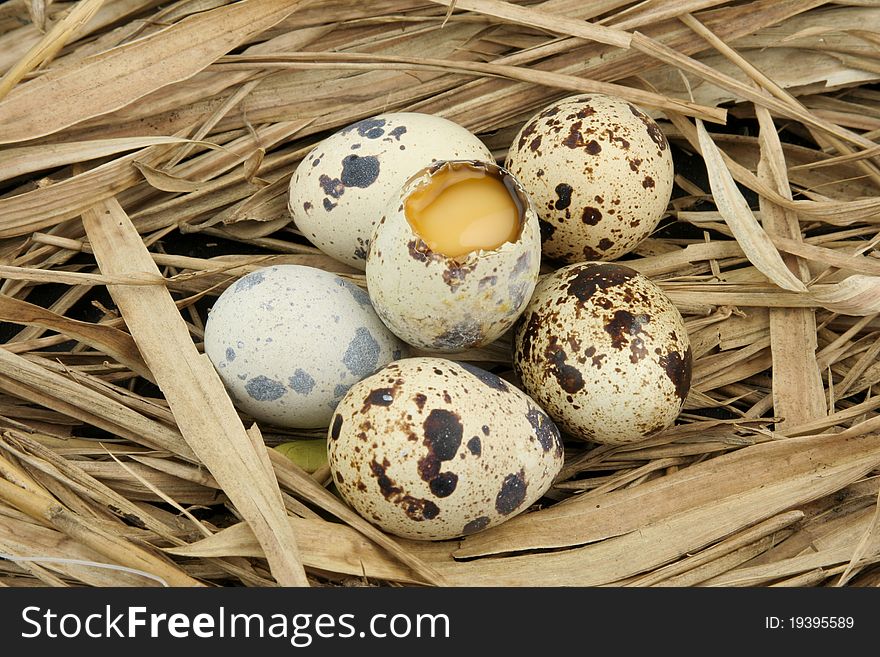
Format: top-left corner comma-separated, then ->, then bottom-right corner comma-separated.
392,159 -> 538,267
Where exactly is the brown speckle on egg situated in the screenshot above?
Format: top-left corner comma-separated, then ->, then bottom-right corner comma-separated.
423,408 -> 463,460
429,472 -> 459,498
495,470 -> 528,515
567,262 -> 636,302
330,414 -> 343,440
603,309 -> 650,352
407,239 -> 431,264
526,407 -> 562,454
580,245 -> 600,259
554,183 -> 573,210
659,347 -> 693,402
369,457 -> 440,522
459,362 -> 508,392
478,275 -> 498,289
441,261 -> 477,291
544,337 -> 585,393
362,388 -> 394,411
462,516 -> 490,535
431,321 -> 485,352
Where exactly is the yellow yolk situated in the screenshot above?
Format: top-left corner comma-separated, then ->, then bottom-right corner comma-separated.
405,164 -> 521,258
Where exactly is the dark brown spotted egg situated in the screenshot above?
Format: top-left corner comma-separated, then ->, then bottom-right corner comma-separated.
288,113 -> 492,270
513,262 -> 691,444
366,161 -> 541,352
327,357 -> 564,540
505,94 -> 674,263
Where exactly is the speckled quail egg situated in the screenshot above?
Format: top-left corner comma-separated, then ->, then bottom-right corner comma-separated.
366,160 -> 541,352
505,94 -> 674,263
513,262 -> 691,444
288,112 -> 493,270
327,357 -> 564,540
205,265 -> 406,428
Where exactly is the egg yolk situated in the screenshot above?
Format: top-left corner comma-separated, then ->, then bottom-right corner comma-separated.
405,163 -> 521,259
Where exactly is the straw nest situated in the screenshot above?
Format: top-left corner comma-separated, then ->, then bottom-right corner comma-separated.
1,0 -> 879,588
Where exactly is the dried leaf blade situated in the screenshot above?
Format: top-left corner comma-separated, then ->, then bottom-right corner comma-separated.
696,120 -> 807,293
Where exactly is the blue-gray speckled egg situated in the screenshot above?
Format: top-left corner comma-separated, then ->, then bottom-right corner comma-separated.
205,265 -> 406,428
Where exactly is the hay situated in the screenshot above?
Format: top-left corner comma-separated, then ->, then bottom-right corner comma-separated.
0,0 -> 879,587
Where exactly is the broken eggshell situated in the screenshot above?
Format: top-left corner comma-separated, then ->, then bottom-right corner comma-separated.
288,112 -> 493,270
204,265 -> 406,429
327,357 -> 564,540
513,261 -> 692,444
365,160 -> 541,353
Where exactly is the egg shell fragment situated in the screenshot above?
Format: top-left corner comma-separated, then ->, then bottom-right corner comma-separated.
505,94 -> 674,263
328,357 -> 564,540
366,160 -> 541,352
513,262 -> 691,444
289,112 -> 493,270
204,265 -> 406,429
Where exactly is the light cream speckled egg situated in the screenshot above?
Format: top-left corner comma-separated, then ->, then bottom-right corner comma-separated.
288,113 -> 493,270
513,262 -> 691,444
505,94 -> 674,263
366,160 -> 541,352
204,265 -> 406,428
327,357 -> 564,540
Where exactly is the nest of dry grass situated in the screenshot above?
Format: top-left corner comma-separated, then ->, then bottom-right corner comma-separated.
1,0 -> 879,588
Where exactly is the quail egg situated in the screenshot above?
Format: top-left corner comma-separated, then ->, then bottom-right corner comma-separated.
505,94 -> 674,263
205,265 -> 406,428
366,160 -> 541,352
327,357 -> 564,540
513,262 -> 691,444
288,112 -> 493,270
